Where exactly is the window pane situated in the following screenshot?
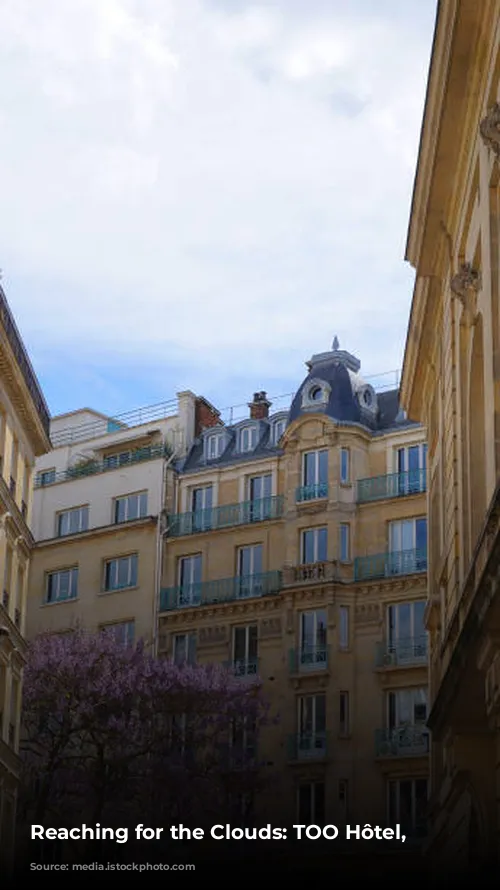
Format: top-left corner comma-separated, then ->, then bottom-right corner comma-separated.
318,450 -> 328,484
302,530 -> 314,564
416,518 -> 427,551
304,453 -> 315,486
315,695 -> 326,732
413,601 -> 426,636
318,527 -> 328,561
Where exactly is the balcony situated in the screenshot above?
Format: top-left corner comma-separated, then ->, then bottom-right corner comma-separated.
167,496 -> 284,537
354,548 -> 427,581
0,285 -> 51,438
357,469 -> 426,503
296,483 -> 328,503
283,560 -> 338,586
287,732 -> 328,761
160,570 -> 282,611
375,726 -> 429,758
375,636 -> 428,668
289,646 -> 329,674
223,659 -> 259,679
35,443 -> 171,488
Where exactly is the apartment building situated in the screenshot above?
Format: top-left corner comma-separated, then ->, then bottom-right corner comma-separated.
0,284 -> 51,873
159,338 -> 429,836
28,391 -> 218,647
401,0 -> 500,870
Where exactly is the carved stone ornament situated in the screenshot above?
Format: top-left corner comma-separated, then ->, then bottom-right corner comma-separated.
480,103 -> 500,156
450,263 -> 481,324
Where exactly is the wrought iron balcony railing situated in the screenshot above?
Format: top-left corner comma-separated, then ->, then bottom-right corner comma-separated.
296,483 -> 328,503
160,570 -> 282,611
289,646 -> 329,674
35,443 -> 171,488
283,560 -> 338,585
354,548 -> 427,581
223,658 -> 259,679
0,285 -> 51,438
375,725 -> 430,758
357,469 -> 426,503
287,731 -> 328,761
167,496 -> 284,537
375,635 -> 428,668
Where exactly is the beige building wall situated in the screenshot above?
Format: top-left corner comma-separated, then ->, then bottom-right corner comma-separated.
0,285 -> 51,874
401,0 -> 500,870
27,391 -> 209,648
159,396 -> 429,833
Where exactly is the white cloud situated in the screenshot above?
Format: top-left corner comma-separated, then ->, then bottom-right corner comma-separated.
0,0 -> 436,399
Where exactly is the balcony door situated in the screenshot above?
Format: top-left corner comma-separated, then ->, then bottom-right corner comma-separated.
299,610 -> 327,669
233,625 -> 258,676
248,474 -> 272,521
192,485 -> 213,532
297,693 -> 326,757
387,601 -> 427,663
389,519 -> 427,573
395,444 -> 427,494
178,554 -> 202,605
237,544 -> 263,598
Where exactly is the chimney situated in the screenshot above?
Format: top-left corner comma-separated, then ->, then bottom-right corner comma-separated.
194,397 -> 222,436
248,391 -> 271,420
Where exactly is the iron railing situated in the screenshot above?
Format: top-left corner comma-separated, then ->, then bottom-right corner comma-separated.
167,496 -> 284,536
289,646 -> 329,673
160,570 -> 282,611
375,726 -> 430,758
35,443 -> 171,488
287,732 -> 328,761
357,469 -> 426,503
375,636 -> 428,668
354,548 -> 427,581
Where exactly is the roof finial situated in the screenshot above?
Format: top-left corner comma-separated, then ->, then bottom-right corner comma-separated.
332,335 -> 339,351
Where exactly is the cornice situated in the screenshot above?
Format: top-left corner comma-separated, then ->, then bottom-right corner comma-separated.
35,514 -> 158,548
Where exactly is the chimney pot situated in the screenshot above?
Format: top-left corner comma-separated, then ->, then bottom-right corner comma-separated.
249,391 -> 271,420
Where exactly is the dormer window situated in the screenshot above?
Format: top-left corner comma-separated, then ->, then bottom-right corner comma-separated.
301,378 -> 331,411
273,418 -> 286,444
358,385 -> 377,414
240,426 -> 257,453
206,433 -> 224,460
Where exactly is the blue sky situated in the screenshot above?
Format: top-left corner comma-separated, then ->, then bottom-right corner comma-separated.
0,0 -> 436,421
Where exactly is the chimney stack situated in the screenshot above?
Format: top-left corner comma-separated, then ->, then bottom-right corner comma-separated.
194,397 -> 222,436
249,391 -> 271,420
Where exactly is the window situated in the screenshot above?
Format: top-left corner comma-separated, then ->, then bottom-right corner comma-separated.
387,688 -> 428,728
178,554 -> 202,605
339,523 -> 350,562
299,610 -> 327,669
297,782 -> 325,824
231,716 -> 257,765
57,506 -> 89,537
297,693 -> 327,757
237,544 -> 263,598
395,444 -> 427,494
239,426 -> 257,452
233,625 -> 258,676
389,518 -> 427,573
191,486 -> 213,531
248,474 -> 272,521
300,450 -> 328,499
339,606 -> 349,649
114,492 -> 147,523
387,601 -> 427,662
46,568 -> 78,604
388,779 -> 428,838
101,621 -> 135,647
338,780 -> 349,819
340,447 -> 350,483
103,451 -> 132,469
38,468 -> 56,486
104,554 -> 138,591
273,418 -> 286,444
339,691 -> 350,736
206,434 -> 224,460
173,633 -> 197,665
302,527 -> 327,564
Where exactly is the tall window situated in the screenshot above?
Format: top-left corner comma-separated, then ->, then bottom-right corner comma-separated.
339,606 -> 349,650
114,492 -> 147,523
237,545 -> 263,598
57,506 -> 89,536
387,601 -> 427,662
297,693 -> 326,757
297,782 -> 325,824
233,625 -> 258,676
173,633 -> 197,665
101,621 -> 135,647
299,450 -> 328,500
206,434 -> 224,460
249,474 -> 272,521
388,779 -> 428,838
339,523 -> 350,562
387,688 -> 428,728
340,447 -> 350,484
178,554 -> 202,605
389,518 -> 427,572
231,716 -> 257,767
104,555 -> 138,591
339,691 -> 350,736
302,527 -> 327,564
298,610 -> 327,670
191,485 -> 213,531
395,444 -> 427,494
46,568 -> 78,604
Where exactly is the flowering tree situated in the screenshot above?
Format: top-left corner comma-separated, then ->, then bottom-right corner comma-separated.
20,631 -> 271,833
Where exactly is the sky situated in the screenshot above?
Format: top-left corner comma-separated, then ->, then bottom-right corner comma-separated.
0,0 -> 437,421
